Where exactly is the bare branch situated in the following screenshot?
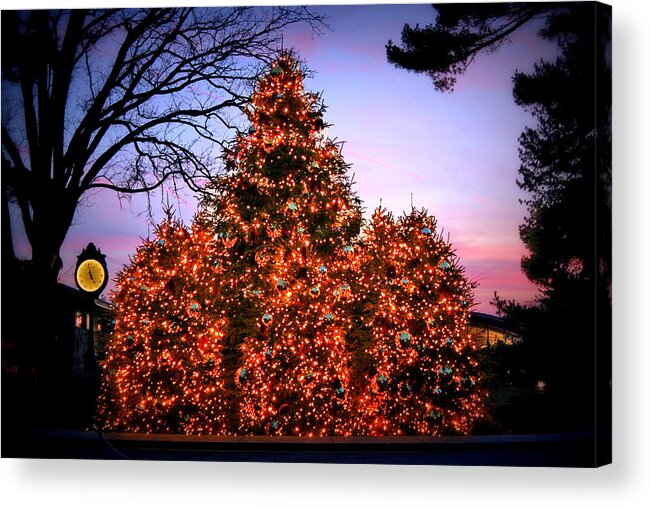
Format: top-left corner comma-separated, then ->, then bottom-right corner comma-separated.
1,6 -> 324,280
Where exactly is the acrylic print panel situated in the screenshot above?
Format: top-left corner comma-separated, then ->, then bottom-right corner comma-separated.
1,2 -> 611,466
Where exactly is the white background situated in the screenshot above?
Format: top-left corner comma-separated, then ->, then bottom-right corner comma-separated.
2,0 -> 649,505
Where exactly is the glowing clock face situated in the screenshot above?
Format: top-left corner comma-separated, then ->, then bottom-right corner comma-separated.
76,259 -> 106,293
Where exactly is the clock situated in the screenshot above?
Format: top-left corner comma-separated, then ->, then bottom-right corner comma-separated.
75,243 -> 109,297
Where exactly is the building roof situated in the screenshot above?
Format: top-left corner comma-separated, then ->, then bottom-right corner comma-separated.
56,283 -> 114,314
469,311 -> 520,336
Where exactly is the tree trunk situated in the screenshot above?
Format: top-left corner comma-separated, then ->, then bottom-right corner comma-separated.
2,182 -> 16,267
23,190 -> 78,387
29,190 -> 77,287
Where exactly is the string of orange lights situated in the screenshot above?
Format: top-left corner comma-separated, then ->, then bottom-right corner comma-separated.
96,54 -> 484,436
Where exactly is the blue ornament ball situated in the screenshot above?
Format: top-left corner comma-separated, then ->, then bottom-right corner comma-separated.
438,260 -> 451,270
399,382 -> 412,399
438,366 -> 453,375
427,410 -> 442,422
237,367 -> 249,386
397,331 -> 412,348
376,374 -> 388,391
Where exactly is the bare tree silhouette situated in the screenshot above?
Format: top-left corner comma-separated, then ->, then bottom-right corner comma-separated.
1,7 -> 324,286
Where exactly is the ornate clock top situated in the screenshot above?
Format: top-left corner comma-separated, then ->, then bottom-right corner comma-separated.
75,242 -> 109,297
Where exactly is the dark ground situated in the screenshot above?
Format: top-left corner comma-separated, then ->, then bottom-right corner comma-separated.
4,427 -> 610,467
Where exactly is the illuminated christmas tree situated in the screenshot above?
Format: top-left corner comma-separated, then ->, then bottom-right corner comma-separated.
96,216 -> 231,434
353,208 -> 484,435
97,54 -> 484,437
202,53 -> 363,435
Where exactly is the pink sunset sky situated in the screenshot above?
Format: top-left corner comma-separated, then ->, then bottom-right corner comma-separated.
9,4 -> 559,312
